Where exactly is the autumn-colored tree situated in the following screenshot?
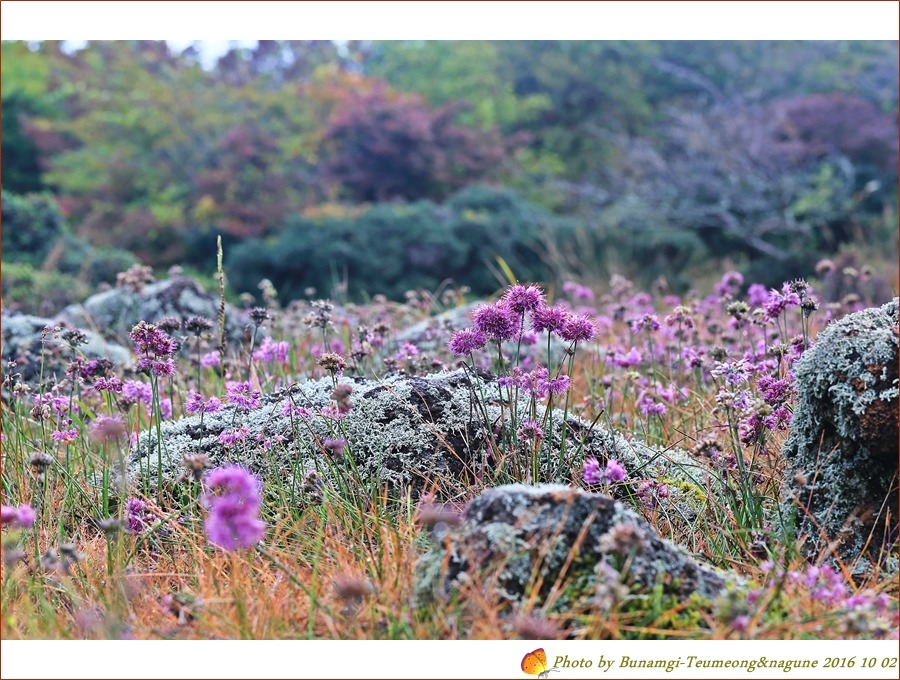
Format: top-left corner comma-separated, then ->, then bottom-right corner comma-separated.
319,81 -> 506,203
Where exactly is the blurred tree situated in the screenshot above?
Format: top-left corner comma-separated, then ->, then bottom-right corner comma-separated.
318,80 -> 506,202
22,41 -> 325,264
362,40 -> 550,130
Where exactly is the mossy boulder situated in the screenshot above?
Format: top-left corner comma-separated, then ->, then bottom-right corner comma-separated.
1,311 -> 133,385
781,298 -> 899,569
130,369 -> 712,517
414,484 -> 737,615
58,275 -> 249,347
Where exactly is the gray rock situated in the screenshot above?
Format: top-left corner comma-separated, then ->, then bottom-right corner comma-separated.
57,276 -> 249,347
414,484 -> 738,615
780,298 -> 899,568
130,368 -> 712,522
395,302 -> 481,354
1,311 -> 132,384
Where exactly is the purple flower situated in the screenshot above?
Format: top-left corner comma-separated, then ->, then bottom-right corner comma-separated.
160,398 -> 173,420
130,321 -> 178,376
323,437 -> 347,457
518,366 -> 550,398
130,321 -> 177,357
52,428 -> 79,445
137,357 -> 176,377
203,466 -> 265,551
747,283 -> 769,308
253,336 -> 290,364
582,457 -> 603,485
520,331 -> 538,346
125,498 -> 155,533
763,284 -> 800,321
122,380 -> 153,405
502,284 -> 544,314
605,459 -> 626,483
282,402 -> 313,418
219,427 -> 249,446
561,314 -> 597,343
200,351 -> 221,369
544,375 -> 571,395
184,392 -> 223,416
89,414 -> 125,443
531,303 -> 569,336
226,381 -> 262,411
472,303 -> 521,342
638,395 -> 666,416
1,504 -> 36,528
93,376 -> 124,393
757,375 -> 791,405
562,281 -> 594,301
611,347 -> 642,368
711,359 -> 752,385
448,328 -> 487,356
715,271 -> 744,297
630,314 -> 660,333
516,419 -> 543,443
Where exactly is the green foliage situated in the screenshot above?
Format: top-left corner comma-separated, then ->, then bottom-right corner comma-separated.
227,186 -> 569,302
1,261 -> 89,315
364,41 -> 550,130
1,190 -> 66,265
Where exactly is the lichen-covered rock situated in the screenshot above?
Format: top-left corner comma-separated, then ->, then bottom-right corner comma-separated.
781,298 -> 899,568
1,311 -> 133,385
58,275 -> 249,347
130,369 -> 711,516
395,302 -> 482,354
414,484 -> 737,615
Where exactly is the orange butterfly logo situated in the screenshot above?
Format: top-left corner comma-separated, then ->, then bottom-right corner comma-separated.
521,648 -> 559,678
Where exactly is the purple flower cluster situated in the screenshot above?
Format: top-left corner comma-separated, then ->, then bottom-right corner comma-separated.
32,392 -> 77,418
125,498 -> 156,533
763,284 -> 801,321
130,321 -> 178,376
516,419 -> 544,443
203,466 -> 265,551
582,457 -> 627,486
448,328 -> 487,356
226,381 -> 262,411
1,503 -> 36,528
121,379 -> 153,406
562,281 -> 594,302
200,351 -> 221,369
184,391 -> 223,416
252,336 -> 290,364
498,366 -> 570,399
531,303 -> 569,335
502,284 -> 545,314
472,302 -> 521,342
323,437 -> 347,457
219,427 -> 249,446
93,376 -> 124,393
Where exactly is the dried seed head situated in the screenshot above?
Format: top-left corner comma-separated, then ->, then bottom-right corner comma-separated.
249,307 -> 271,327
333,573 -> 374,605
511,613 -> 563,640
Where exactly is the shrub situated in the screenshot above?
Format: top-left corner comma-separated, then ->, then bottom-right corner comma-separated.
1,190 -> 66,266
1,261 -> 88,316
227,186 -> 568,302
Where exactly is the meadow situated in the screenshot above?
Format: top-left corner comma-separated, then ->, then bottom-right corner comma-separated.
2,261 -> 897,641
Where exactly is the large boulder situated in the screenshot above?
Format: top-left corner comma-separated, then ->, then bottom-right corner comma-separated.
781,298 -> 899,569
1,311 -> 132,385
415,484 -> 737,617
58,275 -> 250,347
130,368 -> 711,516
